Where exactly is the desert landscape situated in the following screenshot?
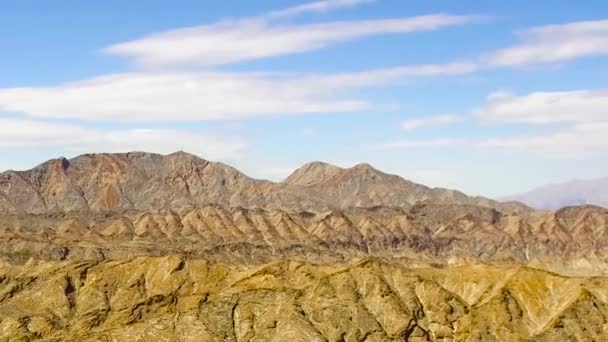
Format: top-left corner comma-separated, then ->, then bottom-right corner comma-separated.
1,152 -> 607,341
2,1 -> 608,340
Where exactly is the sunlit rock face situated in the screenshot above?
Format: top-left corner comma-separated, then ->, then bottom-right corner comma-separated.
1,152 -> 608,341
1,257 -> 608,341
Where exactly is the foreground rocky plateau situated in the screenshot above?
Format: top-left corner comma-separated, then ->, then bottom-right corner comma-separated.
4,256 -> 608,341
1,152 -> 607,341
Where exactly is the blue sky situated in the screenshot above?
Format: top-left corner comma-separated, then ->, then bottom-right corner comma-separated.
1,0 -> 608,197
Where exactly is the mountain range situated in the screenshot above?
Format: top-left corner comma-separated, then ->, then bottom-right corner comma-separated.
2,151 -> 608,341
0,151 -> 527,214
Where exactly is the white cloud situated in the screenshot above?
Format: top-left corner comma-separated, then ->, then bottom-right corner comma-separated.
479,122 -> 608,157
486,19 -> 608,67
474,89 -> 608,124
400,114 -> 464,130
0,1 -> 481,122
320,62 -> 478,86
266,0 -> 374,18
377,122 -> 608,158
373,138 -> 463,149
0,63 -> 478,122
458,88 -> 608,157
0,119 -> 247,161
0,72 -> 365,121
103,14 -> 476,67
380,87 -> 608,157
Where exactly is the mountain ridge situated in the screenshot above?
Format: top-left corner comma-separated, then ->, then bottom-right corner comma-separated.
0,151 -> 529,214
2,203 -> 607,276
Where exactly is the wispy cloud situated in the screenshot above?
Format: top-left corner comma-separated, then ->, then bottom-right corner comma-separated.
471,87 -> 608,159
265,0 -> 375,18
400,114 -> 464,130
0,64 -> 478,122
103,14 -> 477,68
0,119 -> 247,161
486,19 -> 608,67
473,89 -> 608,124
321,62 -> 478,86
0,1 -> 482,122
382,86 -> 608,158
479,122 -> 608,158
0,72 -> 365,121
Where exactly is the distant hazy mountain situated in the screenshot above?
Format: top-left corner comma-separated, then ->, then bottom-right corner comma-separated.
503,177 -> 608,210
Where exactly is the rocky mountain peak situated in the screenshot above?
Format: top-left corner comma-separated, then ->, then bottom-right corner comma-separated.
351,162 -> 376,171
342,162 -> 391,180
283,161 -> 343,186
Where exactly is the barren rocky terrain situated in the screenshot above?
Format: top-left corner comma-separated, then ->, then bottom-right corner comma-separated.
0,152 -> 526,214
1,152 -> 607,341
3,257 -> 608,341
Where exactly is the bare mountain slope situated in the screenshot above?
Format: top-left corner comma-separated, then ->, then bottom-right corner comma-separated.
284,161 -> 526,211
0,151 -> 527,214
0,151 -> 266,213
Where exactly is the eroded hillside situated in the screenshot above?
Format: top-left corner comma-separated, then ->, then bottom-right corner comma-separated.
1,256 -> 607,341
1,204 -> 608,276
